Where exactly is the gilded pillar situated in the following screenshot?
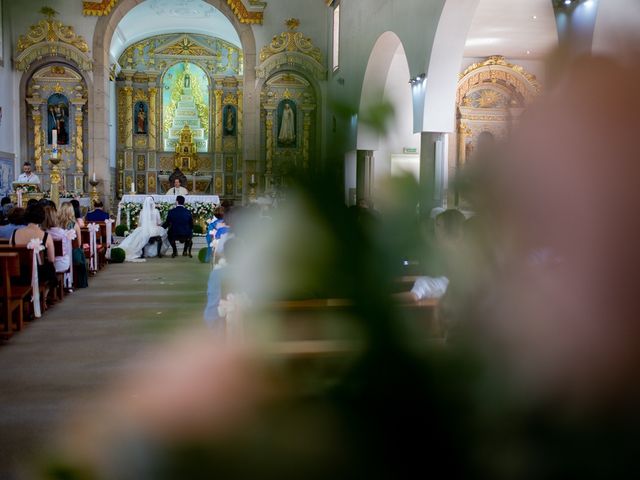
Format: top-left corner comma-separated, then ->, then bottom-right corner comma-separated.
458,121 -> 471,167
73,103 -> 85,172
265,109 -> 274,175
148,87 -> 157,150
302,109 -> 312,170
32,107 -> 43,173
123,86 -> 133,149
237,87 -> 243,154
214,88 -> 223,152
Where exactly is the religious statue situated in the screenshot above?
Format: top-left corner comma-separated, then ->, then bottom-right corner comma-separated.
184,73 -> 191,89
278,102 -> 296,146
48,99 -> 69,144
224,106 -> 235,136
136,105 -> 147,134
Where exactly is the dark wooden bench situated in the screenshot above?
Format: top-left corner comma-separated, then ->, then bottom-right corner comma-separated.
0,252 -> 31,336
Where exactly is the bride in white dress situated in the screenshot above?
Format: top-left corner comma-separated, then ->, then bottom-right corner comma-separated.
119,196 -> 168,261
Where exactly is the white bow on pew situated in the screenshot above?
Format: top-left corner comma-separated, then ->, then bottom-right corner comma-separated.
26,238 -> 44,318
104,219 -> 115,259
87,223 -> 100,272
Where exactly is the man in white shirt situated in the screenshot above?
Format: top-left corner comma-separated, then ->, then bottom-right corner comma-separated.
16,162 -> 41,185
167,178 -> 188,195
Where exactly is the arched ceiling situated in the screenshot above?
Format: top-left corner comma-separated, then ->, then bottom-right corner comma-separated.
110,0 -> 241,62
464,0 -> 558,59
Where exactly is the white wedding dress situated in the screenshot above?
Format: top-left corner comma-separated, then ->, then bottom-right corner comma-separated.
118,197 -> 169,261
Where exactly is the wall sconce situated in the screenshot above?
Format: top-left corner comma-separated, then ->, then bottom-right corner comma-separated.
409,73 -> 426,85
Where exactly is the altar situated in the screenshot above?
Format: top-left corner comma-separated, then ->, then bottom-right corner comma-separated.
117,194 -> 220,228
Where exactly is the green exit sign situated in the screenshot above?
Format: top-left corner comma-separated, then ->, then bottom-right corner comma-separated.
403,147 -> 418,154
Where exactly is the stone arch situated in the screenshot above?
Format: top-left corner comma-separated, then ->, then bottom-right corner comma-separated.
91,0 -> 257,204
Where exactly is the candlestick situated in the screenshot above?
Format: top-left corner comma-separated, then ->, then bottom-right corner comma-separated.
92,172 -> 96,182
251,173 -> 255,183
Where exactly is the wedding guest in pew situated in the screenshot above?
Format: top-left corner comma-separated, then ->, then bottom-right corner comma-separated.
70,199 -> 85,228
0,207 -> 25,239
0,196 -> 13,222
11,204 -> 58,302
59,202 -> 88,289
85,200 -> 110,222
42,206 -> 72,283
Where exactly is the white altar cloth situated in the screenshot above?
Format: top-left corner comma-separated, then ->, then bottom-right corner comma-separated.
116,194 -> 220,226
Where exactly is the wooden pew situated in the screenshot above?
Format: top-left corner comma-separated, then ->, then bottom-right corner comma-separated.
0,247 -> 33,333
52,239 -> 67,302
0,245 -> 47,317
80,227 -> 105,273
0,252 -> 33,334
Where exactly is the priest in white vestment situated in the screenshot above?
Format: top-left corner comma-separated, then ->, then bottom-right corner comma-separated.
167,178 -> 188,195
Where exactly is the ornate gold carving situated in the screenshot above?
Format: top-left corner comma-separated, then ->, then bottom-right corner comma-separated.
214,89 -> 223,152
133,88 -> 147,103
74,105 -> 84,172
53,82 -> 64,94
147,173 -> 157,193
223,93 -> 237,106
148,87 -> 157,150
15,9 -> 92,72
83,0 -> 119,16
123,86 -> 133,149
237,89 -> 243,154
117,87 -> 127,145
457,55 -> 540,106
226,0 -> 264,25
32,109 -> 43,173
137,154 -> 146,171
223,137 -> 236,152
174,125 -> 198,172
135,136 -> 148,149
124,151 -> 133,170
164,37 -> 211,56
259,26 -> 322,64
303,110 -> 311,170
265,111 -> 273,174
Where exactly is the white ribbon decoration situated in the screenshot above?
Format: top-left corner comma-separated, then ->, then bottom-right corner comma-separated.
217,293 -> 251,343
16,189 -> 23,207
87,223 -> 100,272
104,219 -> 114,259
64,229 -> 76,288
26,238 -> 44,318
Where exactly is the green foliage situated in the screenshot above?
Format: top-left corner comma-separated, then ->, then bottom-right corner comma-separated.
197,247 -> 208,263
114,225 -> 127,237
110,247 -> 125,263
193,224 -> 204,234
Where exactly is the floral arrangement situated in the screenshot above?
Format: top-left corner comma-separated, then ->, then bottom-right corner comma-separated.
119,201 -> 217,229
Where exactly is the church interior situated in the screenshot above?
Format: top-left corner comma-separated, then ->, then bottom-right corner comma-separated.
0,0 -> 639,477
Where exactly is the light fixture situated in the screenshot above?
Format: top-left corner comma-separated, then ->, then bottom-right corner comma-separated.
409,73 -> 426,85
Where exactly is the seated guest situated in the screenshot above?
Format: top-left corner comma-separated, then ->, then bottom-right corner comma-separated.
1,196 -> 13,218
86,200 -> 110,222
26,198 -> 39,208
11,204 -> 58,298
167,178 -> 189,195
70,199 -> 85,227
59,202 -> 88,288
0,207 -> 26,239
205,206 -> 225,263
42,205 -> 71,276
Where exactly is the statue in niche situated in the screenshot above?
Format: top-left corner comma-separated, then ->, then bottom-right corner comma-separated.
135,101 -> 148,134
47,94 -> 69,145
223,105 -> 236,136
184,73 -> 191,89
277,100 -> 296,147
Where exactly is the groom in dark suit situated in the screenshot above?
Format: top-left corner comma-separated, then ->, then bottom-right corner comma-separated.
162,195 -> 194,258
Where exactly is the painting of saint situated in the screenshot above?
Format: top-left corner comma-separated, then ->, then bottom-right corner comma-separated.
277,100 -> 296,147
223,105 -> 236,136
134,101 -> 148,135
47,94 -> 69,145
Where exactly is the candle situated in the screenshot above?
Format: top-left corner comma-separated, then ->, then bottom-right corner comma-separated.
92,172 -> 96,182
251,174 -> 255,183
131,182 -> 135,193
52,129 -> 57,147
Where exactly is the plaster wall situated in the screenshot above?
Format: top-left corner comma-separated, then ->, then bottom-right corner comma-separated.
0,1 -> 15,157
592,0 -> 640,59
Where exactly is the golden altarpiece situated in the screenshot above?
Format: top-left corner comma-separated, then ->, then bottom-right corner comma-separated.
452,55 -> 541,206
115,33 -> 245,199
256,20 -> 324,193
15,10 -> 91,199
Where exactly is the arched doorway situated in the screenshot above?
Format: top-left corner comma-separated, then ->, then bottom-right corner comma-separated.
354,31 -> 419,205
